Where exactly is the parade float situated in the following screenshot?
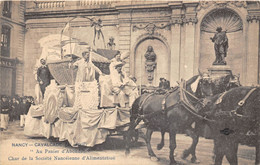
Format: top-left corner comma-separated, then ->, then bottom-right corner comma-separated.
24,16 -> 138,147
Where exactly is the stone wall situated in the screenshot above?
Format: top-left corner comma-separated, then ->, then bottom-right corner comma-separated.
0,1 -> 25,96
22,1 -> 260,96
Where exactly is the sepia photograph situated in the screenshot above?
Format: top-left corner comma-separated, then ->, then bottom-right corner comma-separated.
0,0 -> 259,164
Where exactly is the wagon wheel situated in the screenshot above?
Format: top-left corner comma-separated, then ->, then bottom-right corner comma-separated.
43,83 -> 64,124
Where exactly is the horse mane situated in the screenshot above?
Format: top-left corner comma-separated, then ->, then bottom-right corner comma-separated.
186,75 -> 200,87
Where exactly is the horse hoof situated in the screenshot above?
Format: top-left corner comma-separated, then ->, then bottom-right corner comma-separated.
212,155 -> 216,161
169,161 -> 178,165
150,156 -> 159,162
191,158 -> 200,164
157,143 -> 164,150
125,150 -> 130,157
182,150 -> 189,160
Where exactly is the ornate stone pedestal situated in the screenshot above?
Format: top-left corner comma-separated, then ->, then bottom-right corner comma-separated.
208,65 -> 232,79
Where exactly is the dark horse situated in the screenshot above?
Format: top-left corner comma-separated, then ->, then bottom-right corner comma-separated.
153,73 -> 239,162
125,75 -> 215,165
201,86 -> 260,165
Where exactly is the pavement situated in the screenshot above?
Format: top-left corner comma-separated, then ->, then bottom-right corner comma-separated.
0,120 -> 256,165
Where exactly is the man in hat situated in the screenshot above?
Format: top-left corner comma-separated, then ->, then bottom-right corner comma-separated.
0,95 -> 11,131
109,51 -> 125,75
159,78 -> 170,90
74,47 -> 103,83
111,62 -> 128,107
159,78 -> 165,89
37,58 -> 52,97
210,27 -> 229,65
73,47 -> 103,109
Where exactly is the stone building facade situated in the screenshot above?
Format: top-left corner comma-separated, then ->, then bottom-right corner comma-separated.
0,1 -> 26,96
1,1 -> 260,97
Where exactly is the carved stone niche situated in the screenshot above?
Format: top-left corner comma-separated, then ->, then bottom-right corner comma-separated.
201,8 -> 243,33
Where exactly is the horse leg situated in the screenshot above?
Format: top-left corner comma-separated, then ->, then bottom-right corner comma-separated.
157,130 -> 165,150
125,127 -> 132,156
182,122 -> 201,163
214,139 -> 225,165
169,127 -> 177,165
125,118 -> 142,156
256,123 -> 260,165
256,144 -> 260,165
225,141 -> 238,165
145,128 -> 158,161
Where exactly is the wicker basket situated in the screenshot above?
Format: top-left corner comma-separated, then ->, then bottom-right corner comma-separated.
48,59 -> 77,85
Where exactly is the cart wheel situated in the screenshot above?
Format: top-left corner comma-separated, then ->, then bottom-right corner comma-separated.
43,83 -> 64,124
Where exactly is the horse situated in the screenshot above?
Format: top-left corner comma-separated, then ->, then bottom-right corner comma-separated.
200,86 -> 260,165
125,75 -> 216,165
154,73 -> 241,161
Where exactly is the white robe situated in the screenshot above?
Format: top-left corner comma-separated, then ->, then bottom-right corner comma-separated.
73,59 -> 102,109
109,58 -> 123,78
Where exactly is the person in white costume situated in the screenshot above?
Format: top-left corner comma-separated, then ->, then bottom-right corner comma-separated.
111,63 -> 139,108
125,75 -> 139,107
109,51 -> 124,77
109,50 -> 130,76
73,46 -> 103,109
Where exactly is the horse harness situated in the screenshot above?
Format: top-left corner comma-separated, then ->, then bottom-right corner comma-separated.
135,82 -> 258,124
214,87 -> 257,118
136,87 -> 179,121
136,80 -> 211,122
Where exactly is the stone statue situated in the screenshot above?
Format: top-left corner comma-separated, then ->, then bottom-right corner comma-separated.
91,18 -> 105,48
107,37 -> 116,50
144,46 -> 157,84
210,27 -> 229,65
145,46 -> 157,62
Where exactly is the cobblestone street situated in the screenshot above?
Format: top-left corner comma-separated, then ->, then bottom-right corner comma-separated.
0,120 -> 255,165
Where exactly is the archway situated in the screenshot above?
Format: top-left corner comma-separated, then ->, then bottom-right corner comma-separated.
199,8 -> 243,76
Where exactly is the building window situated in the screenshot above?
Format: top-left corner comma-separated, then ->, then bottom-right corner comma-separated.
1,25 -> 11,57
2,1 -> 12,18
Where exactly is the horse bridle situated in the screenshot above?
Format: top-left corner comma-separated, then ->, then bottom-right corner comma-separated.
178,80 -> 216,122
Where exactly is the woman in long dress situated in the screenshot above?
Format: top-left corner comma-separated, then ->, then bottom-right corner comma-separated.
74,48 -> 103,109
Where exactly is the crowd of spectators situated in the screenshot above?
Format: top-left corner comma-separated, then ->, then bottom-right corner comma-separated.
0,95 -> 34,131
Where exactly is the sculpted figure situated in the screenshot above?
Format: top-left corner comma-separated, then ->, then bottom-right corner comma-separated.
107,37 -> 116,50
210,27 -> 229,65
144,46 -> 157,83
